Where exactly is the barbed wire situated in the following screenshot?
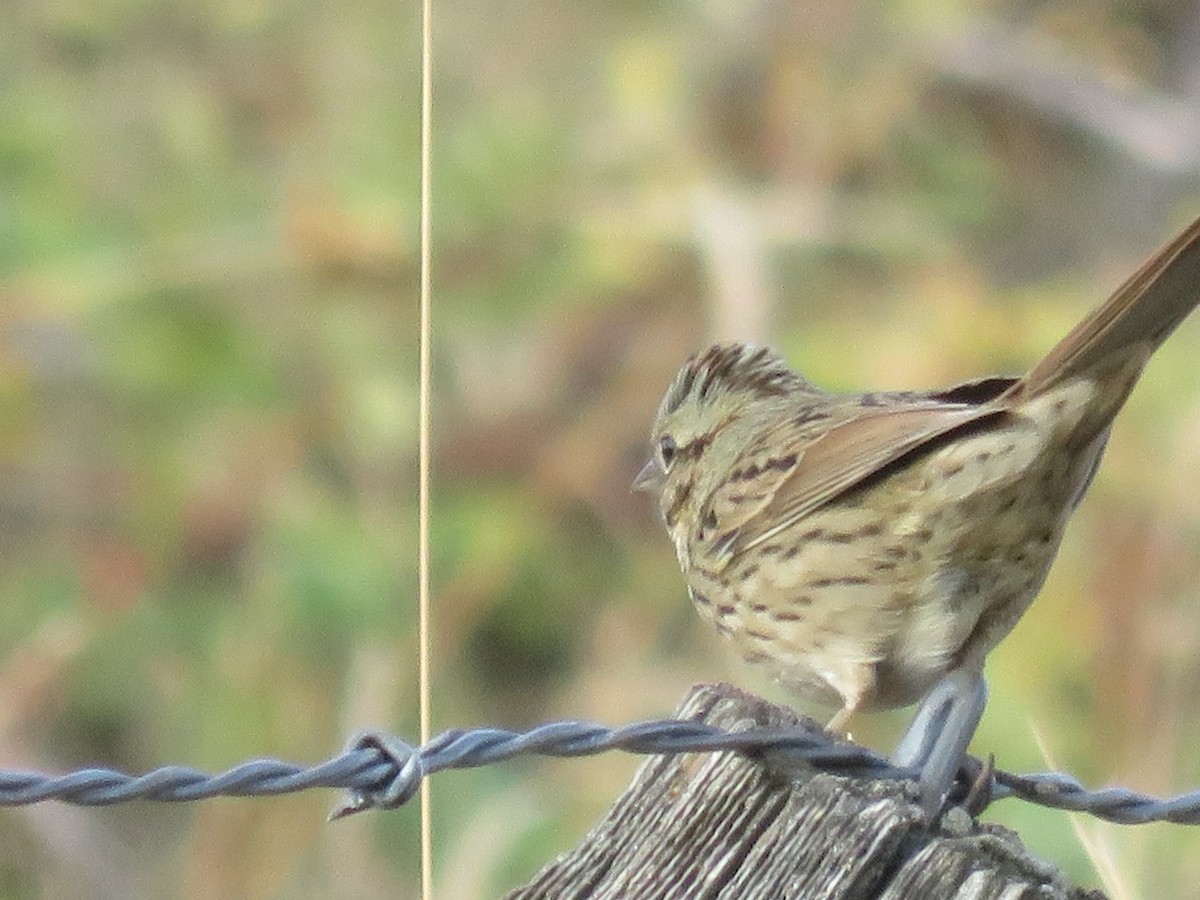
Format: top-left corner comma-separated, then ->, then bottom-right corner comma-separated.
0,716 -> 1196,825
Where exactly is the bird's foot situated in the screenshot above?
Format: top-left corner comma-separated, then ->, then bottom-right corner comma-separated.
890,670 -> 988,820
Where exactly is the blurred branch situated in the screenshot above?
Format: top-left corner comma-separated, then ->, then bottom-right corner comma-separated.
583,186 -> 951,255
0,616 -> 148,900
693,186 -> 774,344
934,21 -> 1200,174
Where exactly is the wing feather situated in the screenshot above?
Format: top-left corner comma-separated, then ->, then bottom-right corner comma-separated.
732,402 -> 1005,555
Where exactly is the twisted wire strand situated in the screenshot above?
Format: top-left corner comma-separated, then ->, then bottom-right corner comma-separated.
1,717 -> 1196,825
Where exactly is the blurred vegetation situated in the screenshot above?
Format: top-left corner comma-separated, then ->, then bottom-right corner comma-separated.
3,0 -> 1200,897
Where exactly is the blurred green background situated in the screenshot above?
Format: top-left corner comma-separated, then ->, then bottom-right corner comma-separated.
3,0 -> 1200,897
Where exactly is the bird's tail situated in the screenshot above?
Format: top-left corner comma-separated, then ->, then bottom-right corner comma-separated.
1016,215 -> 1200,400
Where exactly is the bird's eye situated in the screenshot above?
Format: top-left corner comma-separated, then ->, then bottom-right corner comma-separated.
659,435 -> 678,470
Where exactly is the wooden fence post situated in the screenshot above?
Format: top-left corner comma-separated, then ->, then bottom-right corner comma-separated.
508,683 -> 1104,900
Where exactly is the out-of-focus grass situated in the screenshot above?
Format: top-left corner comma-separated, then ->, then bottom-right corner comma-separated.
3,1 -> 1200,897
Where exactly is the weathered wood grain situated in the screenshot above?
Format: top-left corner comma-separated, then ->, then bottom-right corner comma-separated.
508,683 -> 1104,900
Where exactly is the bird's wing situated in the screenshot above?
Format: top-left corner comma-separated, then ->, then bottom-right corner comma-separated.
729,400 -> 1006,556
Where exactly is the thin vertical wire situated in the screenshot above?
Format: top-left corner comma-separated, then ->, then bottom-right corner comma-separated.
417,0 -> 434,892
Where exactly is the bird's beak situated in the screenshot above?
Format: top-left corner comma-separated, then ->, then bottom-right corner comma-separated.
632,457 -> 663,493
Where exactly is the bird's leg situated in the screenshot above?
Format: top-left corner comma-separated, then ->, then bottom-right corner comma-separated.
890,668 -> 988,819
824,669 -> 872,737
824,703 -> 857,736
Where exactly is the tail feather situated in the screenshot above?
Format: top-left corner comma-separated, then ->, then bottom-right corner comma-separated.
1017,215 -> 1200,398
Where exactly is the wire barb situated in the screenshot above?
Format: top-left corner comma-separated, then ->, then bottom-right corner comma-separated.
328,731 -> 425,820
